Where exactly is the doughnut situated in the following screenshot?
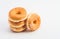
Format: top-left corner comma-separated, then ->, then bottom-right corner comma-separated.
10,26 -> 25,32
9,7 -> 27,22
9,20 -> 25,28
26,13 -> 41,31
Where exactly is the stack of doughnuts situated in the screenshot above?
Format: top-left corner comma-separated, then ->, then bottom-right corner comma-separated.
8,7 -> 27,32
8,7 -> 41,32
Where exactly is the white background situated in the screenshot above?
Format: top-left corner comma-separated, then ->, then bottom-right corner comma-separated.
0,0 -> 60,39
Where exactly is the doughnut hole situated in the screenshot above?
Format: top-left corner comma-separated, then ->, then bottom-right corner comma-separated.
16,12 -> 21,15
33,20 -> 36,24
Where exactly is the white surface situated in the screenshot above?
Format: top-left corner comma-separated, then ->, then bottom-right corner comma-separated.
0,0 -> 60,39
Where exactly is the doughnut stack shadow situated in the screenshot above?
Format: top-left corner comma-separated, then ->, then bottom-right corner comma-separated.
8,7 -> 41,32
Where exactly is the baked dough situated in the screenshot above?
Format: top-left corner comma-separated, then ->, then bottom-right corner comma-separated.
10,26 -> 25,32
9,20 -> 25,28
9,7 -> 27,22
26,13 -> 41,31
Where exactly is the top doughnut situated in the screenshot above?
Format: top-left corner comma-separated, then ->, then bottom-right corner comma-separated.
9,7 -> 27,22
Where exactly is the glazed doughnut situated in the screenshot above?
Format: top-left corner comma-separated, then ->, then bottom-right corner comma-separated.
9,7 -> 27,22
9,20 -> 25,28
10,26 -> 25,32
26,13 -> 41,31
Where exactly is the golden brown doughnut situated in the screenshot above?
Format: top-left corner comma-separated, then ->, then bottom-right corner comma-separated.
9,7 -> 27,22
9,20 -> 25,28
10,26 -> 25,32
26,13 -> 41,31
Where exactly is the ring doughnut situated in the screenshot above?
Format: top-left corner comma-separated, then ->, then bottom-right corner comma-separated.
26,13 -> 41,31
10,26 -> 25,32
9,7 -> 27,22
9,20 -> 25,28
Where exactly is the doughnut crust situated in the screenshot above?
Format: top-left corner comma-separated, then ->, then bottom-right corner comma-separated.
9,7 -> 27,22
26,13 -> 41,31
9,20 -> 25,28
